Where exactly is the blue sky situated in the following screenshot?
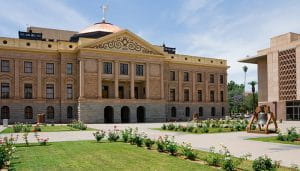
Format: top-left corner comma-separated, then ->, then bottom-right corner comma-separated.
1,0 -> 300,92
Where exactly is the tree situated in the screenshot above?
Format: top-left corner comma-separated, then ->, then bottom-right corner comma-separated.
242,66 -> 248,111
227,81 -> 244,114
248,81 -> 258,112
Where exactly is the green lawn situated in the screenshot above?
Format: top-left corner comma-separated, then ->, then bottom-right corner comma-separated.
1,125 -> 95,134
153,127 -> 242,134
247,136 -> 300,146
12,141 -> 217,171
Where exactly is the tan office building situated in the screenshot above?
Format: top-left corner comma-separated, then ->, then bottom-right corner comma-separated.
240,32 -> 300,121
0,18 -> 228,123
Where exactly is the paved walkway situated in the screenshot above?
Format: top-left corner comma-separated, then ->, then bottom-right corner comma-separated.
0,122 -> 300,167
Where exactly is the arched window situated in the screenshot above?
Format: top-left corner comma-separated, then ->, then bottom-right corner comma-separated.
185,107 -> 190,117
67,106 -> 73,119
1,106 -> 9,119
199,107 -> 203,117
171,107 -> 176,117
24,106 -> 33,119
47,106 -> 54,119
211,107 -> 216,116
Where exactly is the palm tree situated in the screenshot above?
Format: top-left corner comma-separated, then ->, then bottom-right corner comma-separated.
248,81 -> 257,112
242,65 -> 248,112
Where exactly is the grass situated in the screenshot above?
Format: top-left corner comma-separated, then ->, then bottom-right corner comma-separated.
0,125 -> 95,134
247,136 -> 300,146
153,127 -> 242,134
11,141 -> 217,171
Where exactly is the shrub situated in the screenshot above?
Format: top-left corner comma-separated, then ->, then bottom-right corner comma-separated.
12,123 -> 23,133
93,130 -> 106,142
107,129 -> 120,142
156,136 -> 168,152
0,136 -> 17,169
205,147 -> 221,166
166,140 -> 178,156
23,124 -> 32,132
121,128 -> 133,143
192,128 -> 198,133
133,133 -> 145,147
201,126 -> 209,133
181,143 -> 197,160
144,138 -> 155,149
187,125 -> 194,132
161,124 -> 167,130
32,125 -> 41,132
222,157 -> 235,171
167,123 -> 175,130
67,120 -> 87,130
181,126 -> 187,132
252,155 -> 274,171
277,127 -> 299,142
22,133 -> 29,146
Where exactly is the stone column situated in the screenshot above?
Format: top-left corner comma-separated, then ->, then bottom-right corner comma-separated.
192,71 -> 196,102
14,59 -> 19,99
98,60 -> 102,99
37,60 -> 42,99
79,59 -> 85,98
114,61 -> 119,98
146,63 -> 150,99
178,71 -> 182,102
130,62 -> 135,99
160,63 -> 164,99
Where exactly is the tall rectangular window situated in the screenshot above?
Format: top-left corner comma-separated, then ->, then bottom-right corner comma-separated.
67,84 -> 73,99
210,90 -> 215,102
134,87 -> 139,99
184,72 -> 189,81
197,73 -> 202,82
46,63 -> 54,74
102,86 -> 109,98
46,84 -> 54,99
103,62 -> 112,74
1,83 -> 9,99
120,63 -> 128,75
184,89 -> 189,101
24,61 -> 32,73
136,64 -> 144,76
24,84 -> 32,99
198,90 -> 202,102
170,71 -> 175,81
210,74 -> 214,83
220,75 -> 224,84
220,91 -> 224,102
66,63 -> 73,75
1,60 -> 9,72
170,89 -> 175,101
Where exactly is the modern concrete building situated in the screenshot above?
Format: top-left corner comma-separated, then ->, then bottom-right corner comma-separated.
0,17 -> 228,123
240,32 -> 300,121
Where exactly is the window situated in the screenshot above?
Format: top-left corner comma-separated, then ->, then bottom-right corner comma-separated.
211,107 -> 216,116
46,63 -> 54,74
24,84 -> 33,99
67,106 -> 73,119
199,107 -> 203,117
120,63 -> 128,75
171,107 -> 176,117
220,91 -> 224,102
119,86 -> 124,99
198,90 -> 202,102
197,73 -> 202,82
220,75 -> 224,84
134,87 -> 139,99
24,106 -> 33,119
102,86 -> 109,98
47,106 -> 54,119
170,89 -> 175,101
210,90 -> 215,102
136,64 -> 144,76
66,63 -> 73,75
1,83 -> 9,99
103,62 -> 112,74
184,89 -> 189,101
185,107 -> 190,117
46,84 -> 54,99
222,107 -> 225,116
1,60 -> 9,72
170,71 -> 175,81
184,72 -> 189,81
24,61 -> 32,73
1,106 -> 9,119
67,84 -> 73,99
209,74 -> 214,83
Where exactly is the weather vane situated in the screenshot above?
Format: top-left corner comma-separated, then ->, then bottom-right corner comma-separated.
101,4 -> 108,22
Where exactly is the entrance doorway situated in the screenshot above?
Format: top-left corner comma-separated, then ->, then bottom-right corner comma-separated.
137,106 -> 145,123
121,106 -> 130,123
104,106 -> 114,123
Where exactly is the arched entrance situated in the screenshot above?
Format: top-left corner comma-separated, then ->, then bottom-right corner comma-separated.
104,106 -> 114,123
121,106 -> 130,123
137,106 -> 145,123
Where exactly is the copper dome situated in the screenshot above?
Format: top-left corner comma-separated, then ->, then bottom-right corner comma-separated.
79,21 -> 122,34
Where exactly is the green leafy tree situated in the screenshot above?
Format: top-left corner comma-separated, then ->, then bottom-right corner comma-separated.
228,81 -> 244,114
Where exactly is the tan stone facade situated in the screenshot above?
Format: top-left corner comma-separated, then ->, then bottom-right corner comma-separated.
240,32 -> 300,121
0,23 -> 228,123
